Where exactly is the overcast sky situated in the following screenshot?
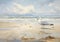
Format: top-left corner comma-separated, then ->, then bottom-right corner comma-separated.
0,0 -> 60,17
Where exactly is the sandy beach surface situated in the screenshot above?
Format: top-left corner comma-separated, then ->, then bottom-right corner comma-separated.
0,38 -> 60,42
0,18 -> 60,42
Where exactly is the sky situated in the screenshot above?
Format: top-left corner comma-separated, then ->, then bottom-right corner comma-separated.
0,0 -> 60,17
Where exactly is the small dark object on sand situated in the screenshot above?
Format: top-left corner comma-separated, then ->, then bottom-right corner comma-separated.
45,36 -> 55,40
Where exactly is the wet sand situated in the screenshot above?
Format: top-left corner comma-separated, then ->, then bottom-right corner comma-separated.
0,19 -> 60,42
46,38 -> 60,42
0,22 -> 20,28
0,38 -> 60,42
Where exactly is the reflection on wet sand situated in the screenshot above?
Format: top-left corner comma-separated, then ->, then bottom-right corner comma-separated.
0,18 -> 60,42
0,38 -> 60,42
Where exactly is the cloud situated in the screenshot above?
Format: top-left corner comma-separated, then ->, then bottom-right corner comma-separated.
51,0 -> 60,14
33,0 -> 60,15
0,0 -> 60,17
11,3 -> 35,14
35,6 -> 56,14
0,2 -> 35,14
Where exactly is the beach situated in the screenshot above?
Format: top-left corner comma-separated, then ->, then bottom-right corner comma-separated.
0,18 -> 60,42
